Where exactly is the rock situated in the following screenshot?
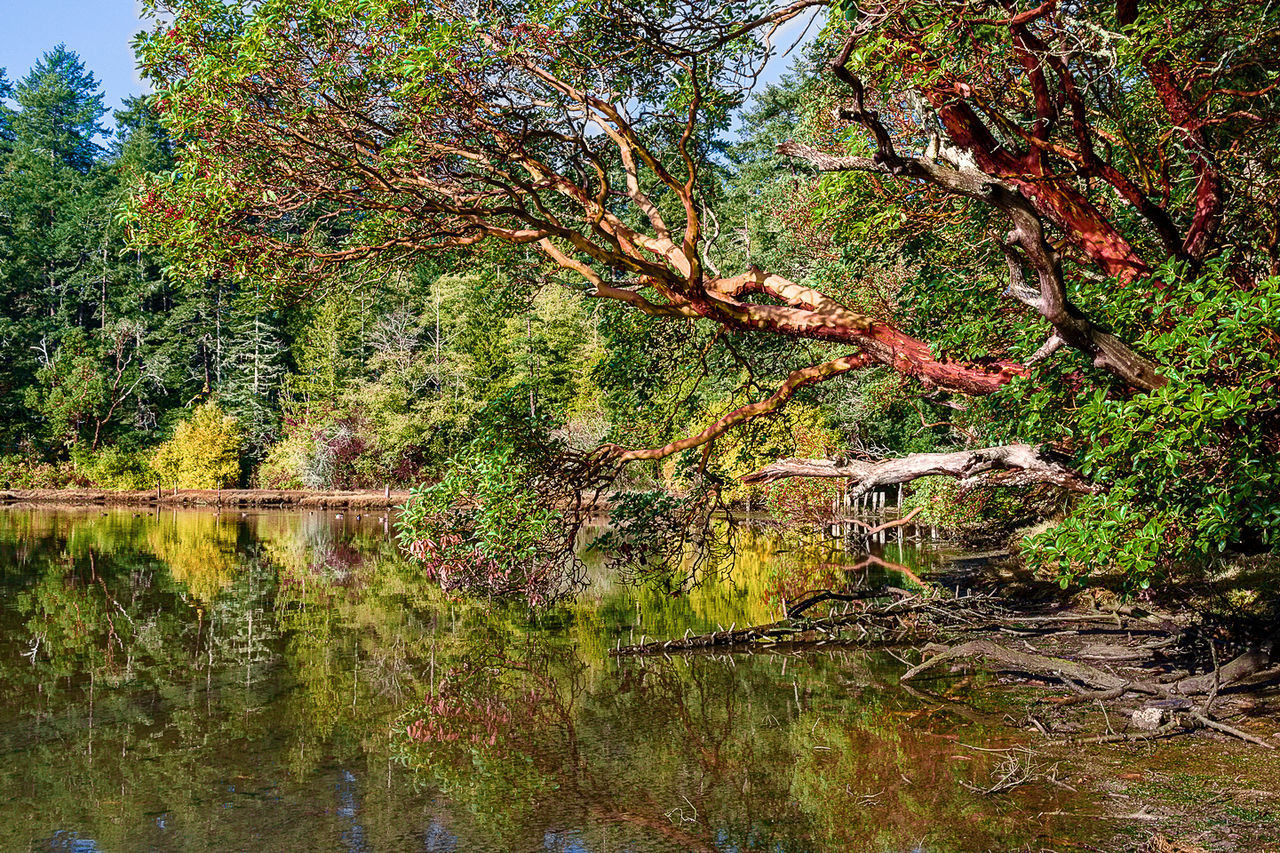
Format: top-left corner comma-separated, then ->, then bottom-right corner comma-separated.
1132,706 -> 1166,731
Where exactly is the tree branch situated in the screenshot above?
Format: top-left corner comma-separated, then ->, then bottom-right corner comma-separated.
609,353 -> 873,463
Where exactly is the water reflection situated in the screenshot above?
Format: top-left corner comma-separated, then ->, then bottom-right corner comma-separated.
0,507 -> 1092,852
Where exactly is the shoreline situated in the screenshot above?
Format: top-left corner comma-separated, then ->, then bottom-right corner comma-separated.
0,487 -> 413,510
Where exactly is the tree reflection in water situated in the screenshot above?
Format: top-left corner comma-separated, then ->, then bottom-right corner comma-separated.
0,507 -> 1092,852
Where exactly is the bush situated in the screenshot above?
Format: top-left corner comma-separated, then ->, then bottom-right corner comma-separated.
0,455 -> 82,489
71,445 -> 154,490
151,401 -> 244,489
396,391 -> 584,605
256,406 -> 424,490
1002,261 -> 1280,588
255,428 -> 311,489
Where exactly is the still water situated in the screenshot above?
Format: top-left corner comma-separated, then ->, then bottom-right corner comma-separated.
0,507 -> 1098,852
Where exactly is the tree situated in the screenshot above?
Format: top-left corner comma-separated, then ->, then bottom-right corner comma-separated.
133,1 -> 1279,582
220,283 -> 288,456
0,46 -> 112,445
151,400 -> 243,488
0,51 -> 187,456
10,44 -> 106,173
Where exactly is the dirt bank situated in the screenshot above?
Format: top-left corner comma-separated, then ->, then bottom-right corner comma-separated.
0,487 -> 414,509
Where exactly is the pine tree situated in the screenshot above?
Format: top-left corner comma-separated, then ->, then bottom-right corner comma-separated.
221,284 -> 288,457
11,45 -> 106,173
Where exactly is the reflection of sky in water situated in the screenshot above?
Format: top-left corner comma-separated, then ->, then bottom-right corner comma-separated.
423,820 -> 459,852
544,829 -> 591,852
337,769 -> 367,853
47,831 -> 102,851
0,508 -> 1094,853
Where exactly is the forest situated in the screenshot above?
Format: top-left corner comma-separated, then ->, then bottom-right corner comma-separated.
2,0 -> 1278,597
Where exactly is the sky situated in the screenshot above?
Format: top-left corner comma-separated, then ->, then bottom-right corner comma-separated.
1,1 -> 149,121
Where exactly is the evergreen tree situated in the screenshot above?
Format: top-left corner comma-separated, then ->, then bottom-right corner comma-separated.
11,45 -> 106,173
0,47 -> 111,446
221,284 -> 288,457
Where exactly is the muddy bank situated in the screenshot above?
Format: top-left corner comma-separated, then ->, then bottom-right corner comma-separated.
0,487 -> 414,509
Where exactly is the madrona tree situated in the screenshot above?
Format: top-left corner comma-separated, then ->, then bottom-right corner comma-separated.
133,0 -> 1279,590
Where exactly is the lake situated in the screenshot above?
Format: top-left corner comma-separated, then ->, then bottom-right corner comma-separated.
0,506 -> 1115,851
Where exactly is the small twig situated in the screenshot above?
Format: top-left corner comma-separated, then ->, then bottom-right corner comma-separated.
1189,710 -> 1276,750
1199,641 -> 1221,716
1045,721 -> 1183,747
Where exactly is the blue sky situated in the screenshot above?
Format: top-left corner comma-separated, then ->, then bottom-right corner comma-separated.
1,1 -> 148,120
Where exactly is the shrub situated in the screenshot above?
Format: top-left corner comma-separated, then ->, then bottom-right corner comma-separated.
1002,261 -> 1280,588
396,391 -> 585,605
0,455 -> 82,489
71,445 -> 154,490
151,401 -> 244,489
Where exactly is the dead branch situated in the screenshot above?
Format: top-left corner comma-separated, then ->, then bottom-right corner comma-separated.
1189,710 -> 1277,750
847,506 -> 922,535
899,639 -> 1274,700
611,591 -> 1004,656
786,586 -> 903,618
743,444 -> 1098,496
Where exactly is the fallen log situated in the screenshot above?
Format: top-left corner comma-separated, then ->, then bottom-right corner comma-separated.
612,592 -> 1005,656
742,444 -> 1099,496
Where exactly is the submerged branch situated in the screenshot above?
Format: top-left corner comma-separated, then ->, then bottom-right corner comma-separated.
611,590 -> 1005,656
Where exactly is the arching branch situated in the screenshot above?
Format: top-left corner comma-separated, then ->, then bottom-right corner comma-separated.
607,353 -> 873,463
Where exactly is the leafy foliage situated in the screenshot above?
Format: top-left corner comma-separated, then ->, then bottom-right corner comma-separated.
150,400 -> 243,488
396,392 -> 594,605
1008,263 -> 1280,587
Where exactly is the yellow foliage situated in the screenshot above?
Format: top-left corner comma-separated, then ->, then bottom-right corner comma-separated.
662,399 -> 838,507
148,513 -> 240,602
151,400 -> 243,488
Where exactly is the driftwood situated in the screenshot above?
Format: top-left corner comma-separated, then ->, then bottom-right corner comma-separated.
901,639 -> 1278,749
742,444 -> 1099,496
611,577 -> 1279,750
900,639 -> 1275,698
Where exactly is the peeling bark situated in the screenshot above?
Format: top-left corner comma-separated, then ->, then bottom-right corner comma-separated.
609,353 -> 873,463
